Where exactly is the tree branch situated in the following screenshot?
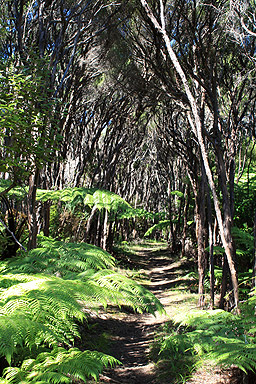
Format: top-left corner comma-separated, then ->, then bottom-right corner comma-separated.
0,217 -> 27,251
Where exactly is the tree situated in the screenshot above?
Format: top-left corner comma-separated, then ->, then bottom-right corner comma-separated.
136,0 -> 256,311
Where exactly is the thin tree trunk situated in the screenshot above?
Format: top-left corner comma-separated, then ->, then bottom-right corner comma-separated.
207,185 -> 215,309
84,205 -> 98,243
140,0 -> 239,311
107,220 -> 114,252
197,167 -> 206,308
181,185 -> 190,258
43,201 -> 51,237
219,256 -> 229,310
101,208 -> 109,251
96,211 -> 102,247
168,194 -> 176,252
27,168 -> 40,250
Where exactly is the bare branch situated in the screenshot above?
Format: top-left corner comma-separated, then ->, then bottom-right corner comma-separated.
0,217 -> 27,252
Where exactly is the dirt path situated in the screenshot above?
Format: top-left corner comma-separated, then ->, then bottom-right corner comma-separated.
92,243 -> 189,383
90,243 -> 242,384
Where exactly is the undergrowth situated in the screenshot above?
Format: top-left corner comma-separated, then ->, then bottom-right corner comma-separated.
151,303 -> 256,383
0,237 -> 164,383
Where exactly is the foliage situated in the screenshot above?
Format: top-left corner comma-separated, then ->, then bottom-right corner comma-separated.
0,181 -> 26,201
36,187 -> 154,221
4,347 -> 119,383
231,226 -> 254,269
6,237 -> 116,275
0,238 -> 163,383
144,220 -> 170,237
0,195 -> 27,259
153,305 -> 256,383
0,62 -> 58,180
234,172 -> 256,229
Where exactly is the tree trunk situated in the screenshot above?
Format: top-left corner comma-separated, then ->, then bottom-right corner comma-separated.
207,185 -> 215,309
96,211 -> 102,247
43,201 -> 51,237
101,208 -> 109,251
140,0 -> 239,312
197,168 -> 207,308
181,185 -> 190,258
219,256 -> 229,310
27,168 -> 40,250
84,205 -> 98,243
168,193 -> 176,252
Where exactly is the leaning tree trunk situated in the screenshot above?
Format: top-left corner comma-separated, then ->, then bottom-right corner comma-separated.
140,0 -> 240,312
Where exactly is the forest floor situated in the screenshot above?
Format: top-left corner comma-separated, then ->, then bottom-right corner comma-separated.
85,241 -> 245,384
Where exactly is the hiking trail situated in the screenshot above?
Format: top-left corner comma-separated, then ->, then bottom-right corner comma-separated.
87,242 -> 242,384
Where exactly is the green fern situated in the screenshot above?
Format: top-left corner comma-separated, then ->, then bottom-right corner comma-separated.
36,188 -> 132,216
170,190 -> 184,198
0,270 -> 163,364
0,238 -> 163,373
5,238 -> 116,276
156,308 -> 256,376
36,187 -> 155,222
144,220 -> 170,237
0,274 -> 86,359
3,347 -> 120,383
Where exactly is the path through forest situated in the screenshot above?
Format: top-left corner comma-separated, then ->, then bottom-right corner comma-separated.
87,242 -> 242,384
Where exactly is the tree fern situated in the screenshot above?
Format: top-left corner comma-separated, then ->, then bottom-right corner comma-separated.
36,188 -> 132,216
36,187 -> 153,222
5,238 -> 116,276
144,220 -> 171,237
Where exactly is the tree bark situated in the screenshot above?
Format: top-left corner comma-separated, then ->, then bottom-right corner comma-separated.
101,208 -> 109,251
43,201 -> 51,237
207,185 -> 215,309
84,205 -> 98,243
181,185 -> 190,258
197,167 -> 207,308
219,256 -> 229,310
27,168 -> 40,250
140,0 -> 240,312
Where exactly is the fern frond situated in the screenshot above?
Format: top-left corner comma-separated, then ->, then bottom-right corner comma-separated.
3,238 -> 164,316
0,269 -> 163,362
158,309 -> 256,374
208,337 -> 256,373
3,347 -> 120,383
89,269 -> 164,314
0,274 -> 88,360
144,220 -> 170,237
5,239 -> 116,276
0,315 -> 54,364
36,187 -> 148,221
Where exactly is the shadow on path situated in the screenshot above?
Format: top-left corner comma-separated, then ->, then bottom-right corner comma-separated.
93,242 -> 184,384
